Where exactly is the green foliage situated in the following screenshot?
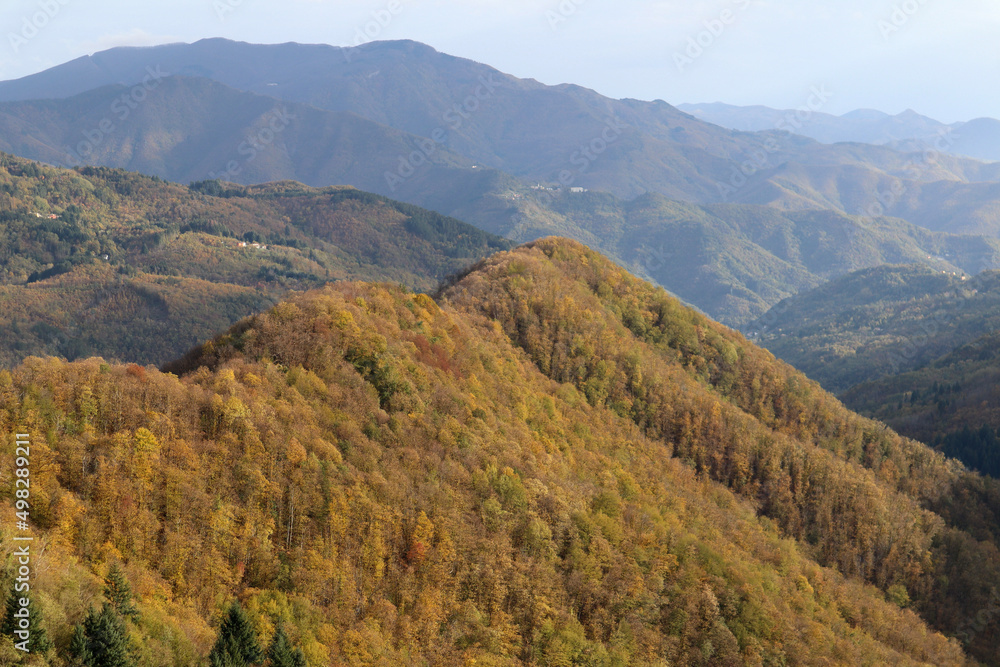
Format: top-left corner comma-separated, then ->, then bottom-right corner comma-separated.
73,605 -> 136,667
103,564 -> 139,622
266,623 -> 306,667
209,603 -> 262,667
1,581 -> 52,655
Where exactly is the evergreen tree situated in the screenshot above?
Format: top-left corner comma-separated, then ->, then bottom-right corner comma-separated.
103,563 -> 139,622
208,602 -> 262,667
70,604 -> 136,667
266,623 -> 307,667
68,624 -> 92,666
0,580 -> 52,654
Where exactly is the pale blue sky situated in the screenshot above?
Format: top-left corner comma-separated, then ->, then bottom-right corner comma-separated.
0,0 -> 996,123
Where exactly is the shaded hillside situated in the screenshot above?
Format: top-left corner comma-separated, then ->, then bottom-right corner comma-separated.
0,75 -> 509,211
0,153 -> 510,366
841,330 -> 1000,454
474,190 -> 1000,326
753,264 -> 1000,392
6,39 -> 1000,223
1,242 -> 987,665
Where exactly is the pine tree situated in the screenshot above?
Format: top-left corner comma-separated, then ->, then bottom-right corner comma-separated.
0,580 -> 52,654
103,563 -> 139,622
68,624 -> 92,666
208,602 -> 263,667
266,623 -> 307,667
70,604 -> 136,667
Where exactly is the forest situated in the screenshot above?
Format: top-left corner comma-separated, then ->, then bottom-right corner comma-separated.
0,238 -> 997,664
753,264 -> 1000,474
0,153 -> 511,367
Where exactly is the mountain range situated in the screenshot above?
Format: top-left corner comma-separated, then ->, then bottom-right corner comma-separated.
4,36 -> 1000,664
679,102 -> 1000,163
5,39 -> 1000,329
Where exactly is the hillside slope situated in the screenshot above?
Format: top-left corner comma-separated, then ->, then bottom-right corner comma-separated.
752,263 -> 1000,477
0,153 -> 511,366
0,75 -> 510,212
439,238 -> 1000,664
479,190 -> 1000,326
3,240 -> 992,665
841,330 -> 1000,459
6,39 -> 1000,227
753,264 -> 1000,392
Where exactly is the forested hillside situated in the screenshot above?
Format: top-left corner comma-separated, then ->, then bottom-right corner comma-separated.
441,239 -> 1000,664
841,330 -> 1000,471
7,40 -> 1000,329
479,191 -> 1000,326
0,153 -> 510,366
3,238 -> 1000,664
754,264 -> 1000,392
752,263 -> 1000,475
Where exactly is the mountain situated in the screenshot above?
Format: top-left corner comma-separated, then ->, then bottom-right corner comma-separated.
752,264 -> 1000,393
9,39 -> 1000,326
476,189 -> 1000,327
6,39 -> 1000,209
681,102 -> 1000,165
9,237 -> 1000,664
679,102 -> 951,146
10,91 -> 1000,332
0,74 -> 514,214
946,117 -> 1000,162
0,152 -> 511,367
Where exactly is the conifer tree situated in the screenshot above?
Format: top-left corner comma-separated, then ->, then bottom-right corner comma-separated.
70,604 -> 136,667
208,602 -> 263,667
266,623 -> 307,667
0,580 -> 52,654
68,624 -> 92,666
103,564 -> 139,622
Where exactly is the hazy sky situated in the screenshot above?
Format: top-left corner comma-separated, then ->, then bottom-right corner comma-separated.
0,0 -> 996,123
